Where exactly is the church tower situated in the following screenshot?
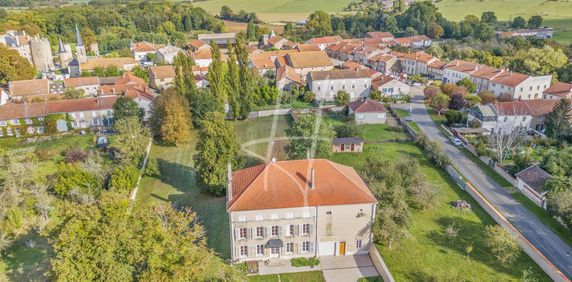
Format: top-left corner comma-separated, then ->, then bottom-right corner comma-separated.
58,38 -> 73,69
75,24 -> 87,64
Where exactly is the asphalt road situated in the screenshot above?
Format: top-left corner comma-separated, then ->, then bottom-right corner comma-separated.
398,87 -> 572,280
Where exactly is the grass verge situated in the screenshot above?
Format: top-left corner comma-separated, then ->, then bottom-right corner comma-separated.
248,271 -> 324,282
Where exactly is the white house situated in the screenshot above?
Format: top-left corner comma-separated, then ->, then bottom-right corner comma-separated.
371,75 -> 410,98
227,159 -> 377,262
348,99 -> 387,124
307,69 -> 372,101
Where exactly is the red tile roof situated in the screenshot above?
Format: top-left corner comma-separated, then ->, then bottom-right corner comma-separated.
131,41 -> 162,53
0,96 -> 119,121
294,44 -> 321,52
286,51 -> 333,69
227,159 -> 377,212
276,65 -> 302,85
64,77 -> 100,88
544,82 -> 572,98
494,99 -> 565,116
307,36 -> 342,45
348,99 -> 387,113
366,31 -> 394,39
150,65 -> 176,79
8,79 -> 49,97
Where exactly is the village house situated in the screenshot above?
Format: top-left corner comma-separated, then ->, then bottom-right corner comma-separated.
371,75 -> 410,97
284,51 -> 334,77
80,57 -> 138,73
227,159 -> 377,262
400,52 -> 437,75
543,82 -> 572,99
276,65 -> 303,91
496,28 -> 554,40
149,65 -> 176,90
468,99 -> 566,134
293,44 -> 321,52
131,41 -> 162,62
187,39 -> 210,52
8,79 -> 50,102
156,45 -> 182,64
366,52 -> 402,75
341,61 -> 367,71
348,99 -> 387,124
515,165 -> 552,209
306,36 -> 343,51
365,32 -> 395,42
99,72 -> 148,95
331,137 -> 364,153
392,35 -> 432,48
262,31 -> 290,49
63,77 -> 100,96
307,69 -> 372,101
426,59 -> 447,80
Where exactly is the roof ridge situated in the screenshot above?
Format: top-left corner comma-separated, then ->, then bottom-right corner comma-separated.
228,163 -> 269,210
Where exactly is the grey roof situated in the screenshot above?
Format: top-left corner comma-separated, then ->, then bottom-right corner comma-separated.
266,238 -> 283,248
75,24 -> 83,46
515,165 -> 552,194
332,137 -> 364,144
58,38 -> 66,53
68,58 -> 79,67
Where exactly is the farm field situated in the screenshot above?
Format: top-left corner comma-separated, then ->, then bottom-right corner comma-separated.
192,0 -> 354,23
431,0 -> 572,44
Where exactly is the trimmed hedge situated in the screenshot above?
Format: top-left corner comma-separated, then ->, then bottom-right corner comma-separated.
291,257 -> 320,267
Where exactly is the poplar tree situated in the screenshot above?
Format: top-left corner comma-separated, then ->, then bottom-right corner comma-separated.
207,41 -> 227,104
225,43 -> 241,119
173,52 -> 197,98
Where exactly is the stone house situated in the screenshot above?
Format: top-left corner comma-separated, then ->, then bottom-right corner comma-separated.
307,69 -> 372,101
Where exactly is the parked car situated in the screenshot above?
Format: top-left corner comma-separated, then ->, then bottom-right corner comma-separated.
450,137 -> 463,146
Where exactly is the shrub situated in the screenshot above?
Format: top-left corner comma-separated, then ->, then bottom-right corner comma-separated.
291,257 -> 320,267
108,165 -> 139,193
302,91 -> 315,103
53,163 -> 101,198
486,225 -> 521,266
144,157 -> 161,177
445,110 -> 463,125
415,134 -> 450,168
334,91 -> 350,106
36,148 -> 58,161
64,147 -> 89,163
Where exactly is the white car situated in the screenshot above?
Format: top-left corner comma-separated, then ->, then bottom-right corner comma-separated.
450,137 -> 463,146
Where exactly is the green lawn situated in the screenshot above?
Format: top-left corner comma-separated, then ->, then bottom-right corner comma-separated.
393,108 -> 410,119
193,0 -> 353,23
249,271 -> 324,282
135,116 -> 292,259
330,141 -> 549,281
360,124 -> 409,143
233,115 -> 292,165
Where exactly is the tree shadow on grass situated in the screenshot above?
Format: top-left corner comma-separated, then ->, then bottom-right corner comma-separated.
154,159 -> 230,260
4,231 -> 51,282
427,215 -> 534,279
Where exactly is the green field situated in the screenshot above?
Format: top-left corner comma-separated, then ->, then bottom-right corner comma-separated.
192,0 -> 353,23
431,0 -> 572,44
329,128 -> 549,281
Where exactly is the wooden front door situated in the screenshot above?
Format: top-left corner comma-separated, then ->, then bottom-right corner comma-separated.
340,144 -> 345,152
350,143 -> 355,151
339,241 -> 346,256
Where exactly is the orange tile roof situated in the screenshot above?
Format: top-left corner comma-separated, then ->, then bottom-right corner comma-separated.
268,36 -> 287,45
150,65 -> 176,79
125,85 -> 155,101
349,98 -> 387,113
494,99 -> 566,116
64,77 -> 100,88
490,71 -> 529,87
307,36 -> 342,45
227,159 -> 377,212
188,39 -> 207,49
0,96 -> 120,121
80,58 -> 138,71
8,79 -> 49,97
402,52 -> 435,63
342,60 -> 366,70
276,65 -> 302,85
294,44 -> 321,52
131,41 -> 162,52
286,51 -> 333,69
394,35 -> 431,45
544,82 -> 572,97
366,31 -> 394,39
428,60 -> 447,69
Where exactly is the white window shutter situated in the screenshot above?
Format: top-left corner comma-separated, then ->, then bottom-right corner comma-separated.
285,225 -> 290,237
296,224 -> 300,237
309,224 -> 313,235
247,228 -> 252,240
278,226 -> 282,237
233,228 -> 237,241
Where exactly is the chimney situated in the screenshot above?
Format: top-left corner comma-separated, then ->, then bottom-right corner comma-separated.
226,163 -> 233,204
310,168 -> 315,190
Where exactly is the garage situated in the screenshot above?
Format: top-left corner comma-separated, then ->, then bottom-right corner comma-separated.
319,241 -> 336,256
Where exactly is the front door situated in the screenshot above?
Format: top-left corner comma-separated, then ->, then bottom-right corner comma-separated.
350,143 -> 355,151
339,242 -> 346,256
270,247 -> 280,257
340,144 -> 345,152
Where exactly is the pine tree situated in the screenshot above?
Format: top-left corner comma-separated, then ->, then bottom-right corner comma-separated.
225,43 -> 241,119
545,98 -> 572,141
207,41 -> 227,104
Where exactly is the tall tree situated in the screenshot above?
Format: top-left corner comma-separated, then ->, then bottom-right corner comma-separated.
173,52 -> 197,98
306,10 -> 333,37
207,41 -> 227,104
49,193 -> 246,281
527,15 -> 543,29
246,20 -> 256,41
511,16 -> 527,29
480,11 -> 497,25
112,96 -> 143,123
545,98 -> 572,141
225,43 -> 241,119
113,117 -> 149,165
234,37 -> 256,119
286,114 -> 335,159
150,90 -> 193,145
430,94 -> 451,115
0,45 -> 35,85
194,112 -> 242,195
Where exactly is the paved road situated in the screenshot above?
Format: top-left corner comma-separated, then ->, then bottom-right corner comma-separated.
397,87 -> 572,280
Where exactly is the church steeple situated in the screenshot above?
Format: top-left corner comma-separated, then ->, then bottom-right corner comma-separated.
58,38 -> 66,53
75,24 -> 84,46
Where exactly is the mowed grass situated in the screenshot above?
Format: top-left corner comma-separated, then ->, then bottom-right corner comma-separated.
360,124 -> 409,143
193,0 -> 353,23
249,271 -> 324,282
233,115 -> 291,164
222,20 -> 284,34
431,0 -> 572,44
135,116 -> 291,259
329,141 -> 550,281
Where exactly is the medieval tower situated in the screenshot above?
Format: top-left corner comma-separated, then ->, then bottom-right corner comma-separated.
75,24 -> 87,64
29,36 -> 55,71
58,38 -> 73,69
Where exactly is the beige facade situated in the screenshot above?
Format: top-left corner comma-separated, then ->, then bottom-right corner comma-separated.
229,203 -> 375,262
